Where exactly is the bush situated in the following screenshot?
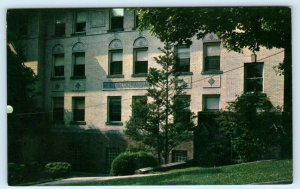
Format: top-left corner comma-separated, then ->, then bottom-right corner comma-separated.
8,163 -> 26,185
217,92 -> 283,162
110,151 -> 158,176
194,113 -> 232,166
44,162 -> 72,178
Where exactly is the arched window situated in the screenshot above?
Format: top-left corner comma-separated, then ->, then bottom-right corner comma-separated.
72,42 -> 85,77
52,44 -> 65,77
203,33 -> 221,73
108,39 -> 123,77
133,37 -> 148,76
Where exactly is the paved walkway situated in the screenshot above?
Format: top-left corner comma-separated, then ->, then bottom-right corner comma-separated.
37,173 -> 161,186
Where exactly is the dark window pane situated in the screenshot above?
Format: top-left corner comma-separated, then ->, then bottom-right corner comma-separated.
134,61 -> 148,74
74,109 -> 85,121
110,61 -> 122,75
54,66 -> 64,77
246,64 -> 263,78
73,53 -> 85,76
109,97 -> 121,122
176,58 -> 190,72
111,17 -> 123,30
135,13 -> 139,28
53,97 -> 64,121
245,78 -> 263,92
205,56 -> 220,71
73,97 -> 85,121
55,23 -> 65,36
73,64 -> 85,76
244,63 -> 263,92
172,150 -> 187,162
76,22 -> 86,33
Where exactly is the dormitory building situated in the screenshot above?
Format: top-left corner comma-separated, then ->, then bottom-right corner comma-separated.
12,8 -> 284,172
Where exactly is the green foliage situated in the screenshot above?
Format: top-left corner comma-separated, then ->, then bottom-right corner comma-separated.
110,151 -> 158,176
217,92 -> 283,162
135,7 -> 292,157
8,163 -> 26,185
44,162 -> 72,178
7,10 -> 50,165
136,7 -> 291,51
125,44 -> 195,164
195,122 -> 232,166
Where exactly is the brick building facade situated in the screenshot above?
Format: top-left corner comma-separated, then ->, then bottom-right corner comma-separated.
12,8 -> 284,172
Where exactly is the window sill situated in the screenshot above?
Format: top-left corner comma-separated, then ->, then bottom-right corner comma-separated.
107,74 -> 124,78
51,76 -> 65,80
131,73 -> 147,77
106,121 -> 123,126
174,72 -> 193,76
70,121 -> 86,125
244,91 -> 265,94
107,28 -> 124,33
70,76 -> 86,80
71,32 -> 86,36
51,121 -> 65,124
52,34 -> 66,38
201,70 -> 223,75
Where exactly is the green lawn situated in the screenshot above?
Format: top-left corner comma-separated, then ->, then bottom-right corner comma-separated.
66,159 -> 292,185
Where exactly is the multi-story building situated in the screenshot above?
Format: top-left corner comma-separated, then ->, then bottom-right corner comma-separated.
12,8 -> 284,172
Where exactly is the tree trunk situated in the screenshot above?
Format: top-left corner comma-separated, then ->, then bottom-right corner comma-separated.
164,59 -> 170,164
281,44 -> 292,158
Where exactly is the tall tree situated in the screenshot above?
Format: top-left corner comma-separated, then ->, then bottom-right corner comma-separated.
136,7 -> 292,157
7,10 -> 47,163
125,44 -> 195,164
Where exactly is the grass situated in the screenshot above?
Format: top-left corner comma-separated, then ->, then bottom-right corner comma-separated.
64,159 -> 292,185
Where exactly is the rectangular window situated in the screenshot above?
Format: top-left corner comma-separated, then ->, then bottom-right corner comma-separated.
204,43 -> 220,72
110,8 -> 124,30
172,150 -> 187,162
52,97 -> 64,122
134,11 -> 140,29
109,51 -> 123,75
174,95 -> 191,123
106,147 -> 120,166
75,12 -> 86,33
54,15 -> 65,36
108,96 -> 121,122
176,47 -> 190,72
134,48 -> 148,74
73,97 -> 85,121
244,63 -> 264,92
73,52 -> 85,77
53,54 -> 64,77
203,95 -> 220,111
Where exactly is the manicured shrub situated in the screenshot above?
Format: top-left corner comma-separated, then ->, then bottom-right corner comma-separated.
8,163 -> 26,185
110,151 -> 158,176
136,151 -> 158,168
44,162 -> 72,178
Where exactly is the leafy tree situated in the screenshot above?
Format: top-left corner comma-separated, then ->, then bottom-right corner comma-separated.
217,92 -> 283,162
7,10 -> 48,163
136,7 -> 292,157
125,44 -> 195,164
